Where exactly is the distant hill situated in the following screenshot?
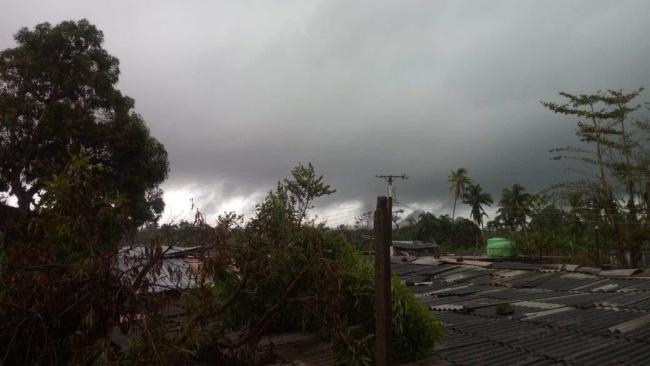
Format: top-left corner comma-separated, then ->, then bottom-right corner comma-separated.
399,209 -> 426,226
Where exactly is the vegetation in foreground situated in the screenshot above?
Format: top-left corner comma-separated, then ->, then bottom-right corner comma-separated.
0,20 -> 442,365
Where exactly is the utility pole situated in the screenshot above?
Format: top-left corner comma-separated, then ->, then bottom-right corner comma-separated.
375,174 -> 408,199
595,225 -> 600,267
645,181 -> 650,223
374,196 -> 392,366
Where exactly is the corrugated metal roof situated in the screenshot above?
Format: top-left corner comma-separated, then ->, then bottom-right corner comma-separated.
392,240 -> 438,250
572,277 -> 644,292
268,333 -> 337,365
397,258 -> 650,365
600,268 -> 643,277
489,261 -> 544,271
196,258 -> 650,365
596,291 -> 650,307
608,313 -> 650,334
117,245 -> 198,293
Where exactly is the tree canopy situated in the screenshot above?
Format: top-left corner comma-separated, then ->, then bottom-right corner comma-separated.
0,19 -> 168,226
462,183 -> 493,229
541,89 -> 650,264
496,184 -> 532,231
447,168 -> 471,220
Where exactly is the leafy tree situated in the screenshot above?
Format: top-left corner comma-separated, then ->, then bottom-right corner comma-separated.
447,168 -> 471,220
1,160 -> 443,365
602,89 -> 644,219
0,155 -> 136,364
354,211 -> 373,230
527,198 -> 569,257
284,162 -> 335,225
566,192 -> 588,250
541,89 -> 649,263
485,218 -> 505,235
0,20 -> 170,364
396,211 -> 480,252
135,220 -> 205,247
541,92 -> 618,204
452,217 -> 481,249
462,183 -> 493,229
462,183 -> 493,252
432,214 -> 454,245
496,184 -> 532,230
414,212 -> 439,243
392,208 -> 405,230
165,163 -> 440,364
637,103 -> 650,225
0,20 -> 168,226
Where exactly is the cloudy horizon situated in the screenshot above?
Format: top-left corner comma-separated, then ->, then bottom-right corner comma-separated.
2,0 -> 650,225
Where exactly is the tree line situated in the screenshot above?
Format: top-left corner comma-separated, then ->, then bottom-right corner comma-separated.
344,89 -> 650,265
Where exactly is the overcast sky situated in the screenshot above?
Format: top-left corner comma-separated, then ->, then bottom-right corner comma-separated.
2,0 -> 650,224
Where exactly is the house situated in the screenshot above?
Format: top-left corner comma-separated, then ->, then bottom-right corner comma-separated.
392,240 -> 440,257
110,245 -> 203,348
117,245 -> 202,293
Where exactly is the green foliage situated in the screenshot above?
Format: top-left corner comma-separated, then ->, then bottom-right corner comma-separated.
163,164 -> 443,365
0,155 -> 128,365
495,184 -> 532,231
135,220 -> 203,247
462,183 -> 493,229
0,19 -> 169,365
447,168 -> 472,220
392,211 -> 480,253
541,89 -> 650,264
122,315 -> 195,365
318,233 -> 443,365
284,162 -> 336,225
0,19 -> 447,366
489,193 -> 619,265
392,279 -> 444,362
0,19 -> 168,226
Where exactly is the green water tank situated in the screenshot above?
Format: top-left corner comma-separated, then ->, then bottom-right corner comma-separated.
487,237 -> 515,257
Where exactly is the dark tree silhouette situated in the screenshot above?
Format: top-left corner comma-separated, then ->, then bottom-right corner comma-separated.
0,20 -> 168,226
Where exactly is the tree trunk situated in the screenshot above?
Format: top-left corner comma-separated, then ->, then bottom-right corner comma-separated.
591,113 -> 610,199
590,111 -> 624,263
452,194 -> 457,220
646,182 -> 650,226
476,222 -> 483,256
618,113 -> 637,221
11,180 -> 32,214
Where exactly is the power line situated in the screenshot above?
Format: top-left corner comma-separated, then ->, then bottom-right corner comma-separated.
316,203 -> 376,227
375,174 -> 408,199
324,207 -> 374,226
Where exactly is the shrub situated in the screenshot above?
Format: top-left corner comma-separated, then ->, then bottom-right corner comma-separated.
323,233 -> 444,364
1,161 -> 444,365
170,164 -> 443,365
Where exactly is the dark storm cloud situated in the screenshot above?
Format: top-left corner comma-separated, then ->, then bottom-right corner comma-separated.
2,0 -> 650,222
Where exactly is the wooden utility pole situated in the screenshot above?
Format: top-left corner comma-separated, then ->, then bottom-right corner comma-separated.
595,225 -> 600,267
645,181 -> 650,225
374,196 -> 392,366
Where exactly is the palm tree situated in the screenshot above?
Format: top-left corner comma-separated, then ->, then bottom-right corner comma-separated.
496,184 -> 531,230
462,184 -> 493,229
447,168 -> 471,220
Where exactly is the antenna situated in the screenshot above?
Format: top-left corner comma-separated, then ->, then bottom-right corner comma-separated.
375,174 -> 408,199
